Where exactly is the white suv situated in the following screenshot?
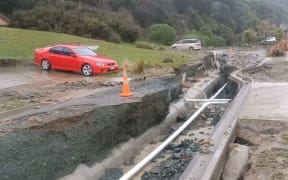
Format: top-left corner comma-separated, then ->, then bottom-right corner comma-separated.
171,39 -> 202,51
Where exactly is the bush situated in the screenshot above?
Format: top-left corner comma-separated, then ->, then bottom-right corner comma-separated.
118,23 -> 140,43
199,24 -> 213,37
11,5 -> 139,43
242,28 -> 257,44
199,35 -> 226,47
274,28 -> 284,41
148,24 -> 176,45
135,41 -> 155,50
207,35 -> 226,47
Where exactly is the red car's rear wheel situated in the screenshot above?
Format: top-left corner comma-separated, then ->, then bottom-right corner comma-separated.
82,64 -> 93,76
41,59 -> 51,70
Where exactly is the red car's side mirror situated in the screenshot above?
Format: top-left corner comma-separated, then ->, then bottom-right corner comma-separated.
71,53 -> 77,57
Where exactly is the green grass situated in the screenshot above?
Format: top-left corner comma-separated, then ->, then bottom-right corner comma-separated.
0,27 -> 192,67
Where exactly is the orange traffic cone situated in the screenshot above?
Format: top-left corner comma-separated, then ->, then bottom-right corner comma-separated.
229,47 -> 234,58
120,68 -> 133,97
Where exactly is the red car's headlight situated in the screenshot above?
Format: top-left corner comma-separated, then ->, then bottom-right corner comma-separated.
96,63 -> 105,66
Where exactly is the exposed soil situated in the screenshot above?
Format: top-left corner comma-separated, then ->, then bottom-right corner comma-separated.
238,127 -> 288,180
244,58 -> 288,82
0,79 -> 121,114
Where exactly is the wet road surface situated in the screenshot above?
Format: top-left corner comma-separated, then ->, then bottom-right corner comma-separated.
0,64 -> 120,89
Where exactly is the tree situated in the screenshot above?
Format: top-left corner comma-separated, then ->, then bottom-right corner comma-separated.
256,19 -> 277,37
242,28 -> 257,44
148,24 -> 176,45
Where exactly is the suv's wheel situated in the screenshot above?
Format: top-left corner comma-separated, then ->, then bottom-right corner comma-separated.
41,59 -> 51,70
82,64 -> 93,76
189,47 -> 194,51
172,47 -> 177,50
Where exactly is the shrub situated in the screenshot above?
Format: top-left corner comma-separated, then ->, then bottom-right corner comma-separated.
11,5 -> 139,43
148,24 -> 176,45
199,35 -> 226,47
118,23 -> 140,43
242,28 -> 257,44
274,28 -> 284,41
207,35 -> 226,47
135,41 -> 154,50
158,46 -> 166,51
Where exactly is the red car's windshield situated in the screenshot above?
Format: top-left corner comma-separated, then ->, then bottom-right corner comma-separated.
73,47 -> 97,56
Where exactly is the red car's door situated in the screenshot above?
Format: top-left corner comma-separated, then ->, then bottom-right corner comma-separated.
48,46 -> 65,69
62,47 -> 81,71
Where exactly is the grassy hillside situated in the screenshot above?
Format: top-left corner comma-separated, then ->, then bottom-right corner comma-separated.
0,27 -> 193,67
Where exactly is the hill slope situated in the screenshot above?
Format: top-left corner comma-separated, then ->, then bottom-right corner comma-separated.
0,27 -> 190,67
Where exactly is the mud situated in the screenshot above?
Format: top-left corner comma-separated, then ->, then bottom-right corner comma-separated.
237,125 -> 288,180
0,78 -> 181,180
244,58 -> 288,82
218,49 -> 266,78
0,79 -> 125,118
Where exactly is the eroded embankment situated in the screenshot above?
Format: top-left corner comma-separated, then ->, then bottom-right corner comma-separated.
0,78 -> 181,180
237,119 -> 288,180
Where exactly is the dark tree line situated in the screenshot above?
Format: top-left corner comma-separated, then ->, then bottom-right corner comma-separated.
0,0 -> 286,45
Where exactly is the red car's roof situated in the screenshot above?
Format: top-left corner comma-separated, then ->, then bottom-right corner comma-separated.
51,44 -> 87,49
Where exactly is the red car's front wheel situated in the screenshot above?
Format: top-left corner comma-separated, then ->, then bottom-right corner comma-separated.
82,64 -> 93,76
41,59 -> 51,70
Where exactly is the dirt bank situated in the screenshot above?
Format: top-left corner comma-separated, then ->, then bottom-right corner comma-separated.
244,58 -> 288,82
237,121 -> 288,180
0,78 -> 181,180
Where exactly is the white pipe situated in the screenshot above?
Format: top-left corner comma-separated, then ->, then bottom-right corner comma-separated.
119,83 -> 228,180
185,99 -> 231,102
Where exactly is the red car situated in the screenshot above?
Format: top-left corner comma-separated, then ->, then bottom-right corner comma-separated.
34,44 -> 119,76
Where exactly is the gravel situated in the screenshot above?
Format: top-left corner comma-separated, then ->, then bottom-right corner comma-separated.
100,169 -> 123,180
141,140 -> 199,180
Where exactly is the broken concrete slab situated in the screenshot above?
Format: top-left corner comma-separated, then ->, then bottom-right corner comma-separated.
0,78 -> 181,180
222,144 -> 250,180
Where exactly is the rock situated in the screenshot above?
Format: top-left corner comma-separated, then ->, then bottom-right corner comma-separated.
200,140 -> 211,146
176,114 -> 186,122
199,146 -> 212,154
189,133 -> 194,137
35,105 -> 41,109
150,140 -> 158,144
100,168 -> 123,180
222,144 -> 250,180
124,159 -> 134,166
59,164 -> 95,180
150,166 -> 161,174
172,153 -> 181,159
167,127 -> 177,135
196,123 -> 202,127
162,57 -> 174,63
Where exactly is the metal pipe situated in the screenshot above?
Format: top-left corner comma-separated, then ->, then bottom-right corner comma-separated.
185,99 -> 231,102
119,83 -> 228,180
